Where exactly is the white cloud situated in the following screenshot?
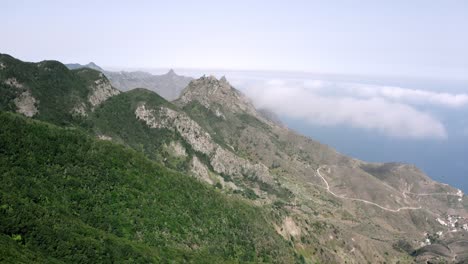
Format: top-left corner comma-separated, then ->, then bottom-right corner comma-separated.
232,78 -> 448,139
342,83 -> 468,108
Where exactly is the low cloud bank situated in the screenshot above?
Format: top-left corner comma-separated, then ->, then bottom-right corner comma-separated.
339,83 -> 468,108
231,78 -> 451,139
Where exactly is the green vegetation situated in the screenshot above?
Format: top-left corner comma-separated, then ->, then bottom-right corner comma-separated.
2,53 -> 444,263
88,89 -> 210,173
0,112 -> 295,263
0,53 -> 104,125
181,101 -> 272,150
88,89 -> 175,159
180,101 -> 231,149
393,240 -> 415,255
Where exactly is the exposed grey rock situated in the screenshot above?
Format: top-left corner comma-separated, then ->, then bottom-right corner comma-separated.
190,156 -> 213,185
135,104 -> 274,184
14,90 -> 38,117
4,78 -> 24,89
88,77 -> 120,108
71,102 -> 88,117
98,135 -> 112,141
135,104 -> 216,155
277,217 -> 302,239
4,78 -> 38,117
169,141 -> 187,157
178,75 -> 273,125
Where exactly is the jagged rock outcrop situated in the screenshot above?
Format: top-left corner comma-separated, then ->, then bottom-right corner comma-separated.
88,74 -> 120,108
135,104 -> 215,154
179,75 -> 269,123
135,104 -> 274,184
14,90 -> 38,117
4,77 -> 24,88
4,78 -> 38,117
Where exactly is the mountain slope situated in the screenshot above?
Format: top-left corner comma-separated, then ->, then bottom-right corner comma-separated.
0,111 -> 295,263
65,62 -> 193,101
0,54 -> 119,125
175,75 -> 468,263
2,54 -> 467,263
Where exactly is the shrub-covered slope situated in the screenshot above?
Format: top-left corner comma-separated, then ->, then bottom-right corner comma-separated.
0,112 -> 295,263
0,53 -> 119,125
88,88 -> 184,165
2,54 -> 468,263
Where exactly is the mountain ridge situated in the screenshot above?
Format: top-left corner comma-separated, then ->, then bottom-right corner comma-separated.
65,62 -> 193,101
2,54 -> 468,263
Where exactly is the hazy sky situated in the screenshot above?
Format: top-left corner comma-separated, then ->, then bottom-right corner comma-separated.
3,0 -> 468,80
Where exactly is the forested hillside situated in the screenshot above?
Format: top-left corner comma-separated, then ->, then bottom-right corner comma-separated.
2,54 -> 467,263
0,112 -> 295,263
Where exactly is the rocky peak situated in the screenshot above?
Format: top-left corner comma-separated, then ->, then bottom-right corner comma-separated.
85,62 -> 104,71
166,69 -> 176,76
65,62 -> 103,72
87,75 -> 120,108
178,75 -> 265,121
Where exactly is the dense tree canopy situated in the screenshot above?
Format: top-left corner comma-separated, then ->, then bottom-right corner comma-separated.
0,112 -> 294,263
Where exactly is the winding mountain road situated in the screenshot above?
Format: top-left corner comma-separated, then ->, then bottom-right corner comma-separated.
316,166 -> 422,213
403,191 -> 462,197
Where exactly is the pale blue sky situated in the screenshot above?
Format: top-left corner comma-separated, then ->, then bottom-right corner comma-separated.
3,0 -> 468,80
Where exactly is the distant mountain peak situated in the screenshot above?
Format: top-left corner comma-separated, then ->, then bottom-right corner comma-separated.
178,75 -> 266,121
167,68 -> 176,75
65,62 -> 103,72
85,62 -> 103,71
220,75 -> 227,83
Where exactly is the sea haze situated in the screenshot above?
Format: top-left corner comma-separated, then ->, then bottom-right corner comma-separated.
160,68 -> 468,192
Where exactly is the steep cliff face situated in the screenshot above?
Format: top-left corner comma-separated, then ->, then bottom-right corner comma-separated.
87,73 -> 120,108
